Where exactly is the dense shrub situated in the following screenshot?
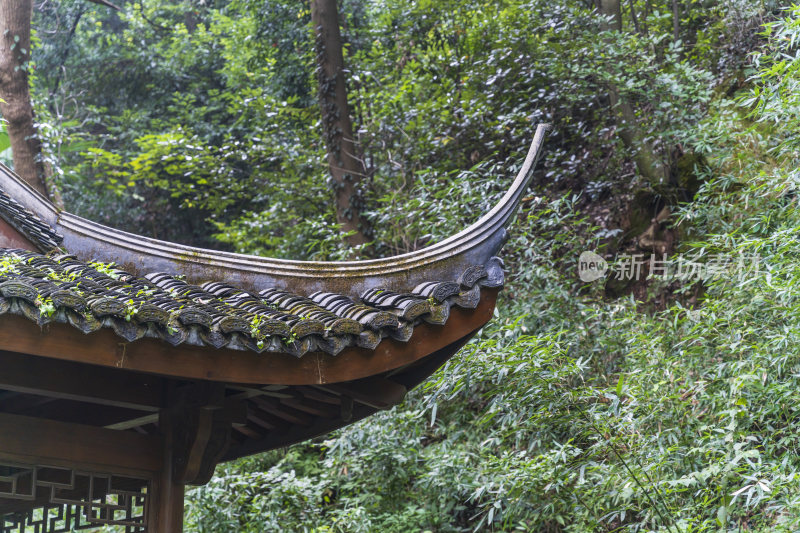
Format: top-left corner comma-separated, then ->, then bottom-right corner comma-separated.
187,6 -> 800,532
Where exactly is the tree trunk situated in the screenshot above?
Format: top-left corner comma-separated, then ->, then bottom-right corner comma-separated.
672,0 -> 681,42
598,0 -> 622,31
612,94 -> 667,185
598,0 -> 667,185
311,0 -> 371,248
0,0 -> 48,197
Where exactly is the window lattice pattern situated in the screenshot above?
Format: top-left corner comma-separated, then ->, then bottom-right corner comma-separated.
0,463 -> 148,532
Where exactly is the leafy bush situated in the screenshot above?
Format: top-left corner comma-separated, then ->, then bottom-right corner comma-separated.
187,5 -> 800,532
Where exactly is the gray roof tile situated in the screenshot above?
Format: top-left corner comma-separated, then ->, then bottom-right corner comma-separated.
0,248 -> 503,357
0,188 -> 62,251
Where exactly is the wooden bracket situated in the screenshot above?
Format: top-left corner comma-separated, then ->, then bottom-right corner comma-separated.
167,383 -> 246,486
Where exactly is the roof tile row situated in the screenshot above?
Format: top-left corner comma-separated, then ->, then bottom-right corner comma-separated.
0,188 -> 63,251
0,248 -> 503,357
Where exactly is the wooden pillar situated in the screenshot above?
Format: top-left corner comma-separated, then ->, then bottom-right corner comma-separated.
149,411 -> 185,532
147,385 -> 240,532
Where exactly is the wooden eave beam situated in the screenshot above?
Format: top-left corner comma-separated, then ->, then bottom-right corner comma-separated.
0,412 -> 161,476
246,410 -> 279,431
105,413 -> 160,431
0,392 -> 55,413
222,333 -> 477,461
227,385 -> 294,400
0,350 -> 163,412
279,396 -> 338,418
319,376 -> 407,411
249,396 -> 313,426
296,386 -> 340,405
7,399 -> 148,428
233,424 -> 262,440
107,386 -> 248,431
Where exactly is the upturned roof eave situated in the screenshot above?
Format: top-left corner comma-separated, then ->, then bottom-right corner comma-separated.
0,124 -> 548,296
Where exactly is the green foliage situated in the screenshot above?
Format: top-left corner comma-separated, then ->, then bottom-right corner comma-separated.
0,121 -> 11,167
186,5 -> 800,533
32,0 -> 749,258
33,0 -> 326,249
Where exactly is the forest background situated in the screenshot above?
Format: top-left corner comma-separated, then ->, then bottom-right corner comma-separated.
2,0 -> 800,530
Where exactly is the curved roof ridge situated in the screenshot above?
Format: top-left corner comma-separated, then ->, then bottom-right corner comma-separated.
0,125 -> 549,296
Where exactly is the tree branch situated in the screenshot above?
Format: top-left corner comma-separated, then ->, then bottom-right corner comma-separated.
627,0 -> 643,35
49,6 -> 85,108
84,0 -> 120,11
136,1 -> 171,33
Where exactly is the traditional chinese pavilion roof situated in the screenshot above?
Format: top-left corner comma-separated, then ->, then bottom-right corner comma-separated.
0,124 -> 548,475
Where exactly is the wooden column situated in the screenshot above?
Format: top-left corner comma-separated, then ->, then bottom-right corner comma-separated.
149,411 -> 185,532
147,384 -> 240,531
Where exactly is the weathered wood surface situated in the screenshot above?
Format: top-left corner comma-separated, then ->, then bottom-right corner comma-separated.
0,412 -> 161,475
